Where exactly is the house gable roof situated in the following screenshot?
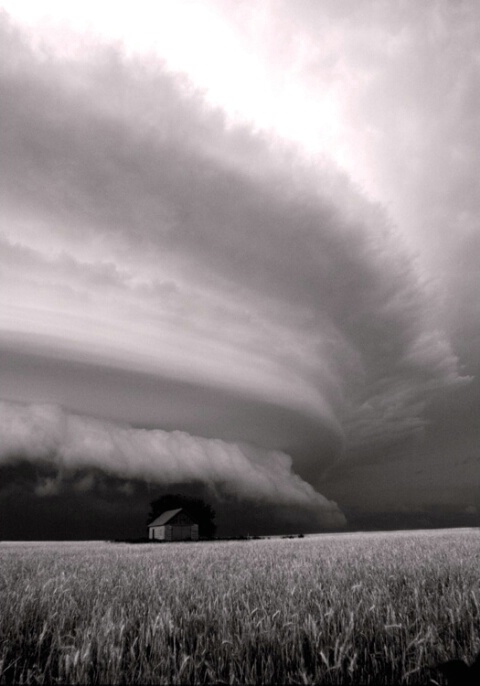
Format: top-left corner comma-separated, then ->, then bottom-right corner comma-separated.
148,508 -> 185,527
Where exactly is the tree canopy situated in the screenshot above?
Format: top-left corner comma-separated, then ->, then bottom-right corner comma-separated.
148,493 -> 216,539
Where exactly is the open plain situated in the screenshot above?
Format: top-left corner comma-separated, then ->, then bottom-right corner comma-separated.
0,528 -> 479,684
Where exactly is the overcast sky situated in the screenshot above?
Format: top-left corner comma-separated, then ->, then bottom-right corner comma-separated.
1,0 -> 479,538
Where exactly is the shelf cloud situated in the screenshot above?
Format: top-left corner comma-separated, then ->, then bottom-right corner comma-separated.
0,2 -> 478,534
1,400 -> 345,529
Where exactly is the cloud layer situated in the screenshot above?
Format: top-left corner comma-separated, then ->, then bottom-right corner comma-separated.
0,399 -> 345,528
0,4 -> 477,531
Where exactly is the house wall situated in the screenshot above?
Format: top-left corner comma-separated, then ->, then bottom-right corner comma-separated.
167,511 -> 197,541
149,525 -> 166,540
171,525 -> 195,541
164,524 -> 199,541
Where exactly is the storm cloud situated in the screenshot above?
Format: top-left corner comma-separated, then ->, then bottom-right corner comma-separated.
0,2 -> 478,535
0,399 -> 345,529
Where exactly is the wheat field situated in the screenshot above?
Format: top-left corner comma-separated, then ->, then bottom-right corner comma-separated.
0,528 -> 479,684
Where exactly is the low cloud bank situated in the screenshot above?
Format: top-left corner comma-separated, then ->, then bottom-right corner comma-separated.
1,400 -> 346,529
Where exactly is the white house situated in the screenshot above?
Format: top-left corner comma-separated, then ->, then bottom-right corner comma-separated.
148,508 -> 199,541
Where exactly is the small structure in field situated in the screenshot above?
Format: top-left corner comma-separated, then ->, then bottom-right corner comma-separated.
148,508 -> 199,542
